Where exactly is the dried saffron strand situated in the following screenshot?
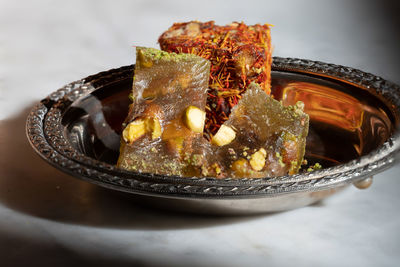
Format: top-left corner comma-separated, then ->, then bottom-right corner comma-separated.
159,21 -> 272,138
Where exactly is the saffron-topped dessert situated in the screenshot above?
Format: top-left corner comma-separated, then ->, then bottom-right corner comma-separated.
159,21 -> 273,138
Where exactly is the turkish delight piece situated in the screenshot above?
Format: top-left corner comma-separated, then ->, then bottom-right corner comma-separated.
117,47 -> 211,176
159,21 -> 273,138
213,83 -> 309,178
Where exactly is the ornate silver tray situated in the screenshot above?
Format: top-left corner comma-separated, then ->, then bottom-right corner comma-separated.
26,57 -> 400,214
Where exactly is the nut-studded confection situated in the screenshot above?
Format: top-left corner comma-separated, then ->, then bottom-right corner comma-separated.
117,47 -> 212,176
215,83 -> 309,178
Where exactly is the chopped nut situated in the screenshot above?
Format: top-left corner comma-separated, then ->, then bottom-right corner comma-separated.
249,148 -> 267,171
275,152 -> 286,168
191,154 -> 205,167
122,119 -> 147,143
146,117 -> 162,139
212,163 -> 222,176
231,158 -> 253,177
123,117 -> 162,144
183,105 -> 206,133
211,125 -> 236,146
307,162 -> 322,172
137,49 -> 154,68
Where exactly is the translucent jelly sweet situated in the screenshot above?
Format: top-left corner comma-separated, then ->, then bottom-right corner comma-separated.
118,48 -> 309,178
214,83 -> 309,178
117,47 -> 212,176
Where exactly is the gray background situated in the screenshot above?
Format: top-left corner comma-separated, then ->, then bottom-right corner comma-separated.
1,0 -> 400,266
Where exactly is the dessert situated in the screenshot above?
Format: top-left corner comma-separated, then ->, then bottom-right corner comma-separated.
118,21 -> 310,179
117,47 -> 309,178
117,47 -> 212,176
214,83 -> 309,177
159,21 -> 273,138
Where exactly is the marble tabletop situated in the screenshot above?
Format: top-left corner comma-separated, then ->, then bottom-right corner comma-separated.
1,0 -> 400,266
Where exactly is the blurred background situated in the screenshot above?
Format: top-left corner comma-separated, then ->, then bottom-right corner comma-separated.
1,0 -> 400,266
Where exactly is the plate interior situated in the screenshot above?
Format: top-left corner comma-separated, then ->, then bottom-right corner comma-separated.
62,70 -> 395,170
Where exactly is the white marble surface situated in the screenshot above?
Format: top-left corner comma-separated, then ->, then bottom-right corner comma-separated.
1,0 -> 400,266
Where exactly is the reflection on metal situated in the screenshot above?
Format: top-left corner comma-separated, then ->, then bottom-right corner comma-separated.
282,82 -> 364,131
281,81 -> 392,158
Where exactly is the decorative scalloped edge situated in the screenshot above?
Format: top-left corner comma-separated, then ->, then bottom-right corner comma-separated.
26,58 -> 400,198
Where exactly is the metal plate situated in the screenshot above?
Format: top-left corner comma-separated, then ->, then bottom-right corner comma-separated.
26,57 -> 400,214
